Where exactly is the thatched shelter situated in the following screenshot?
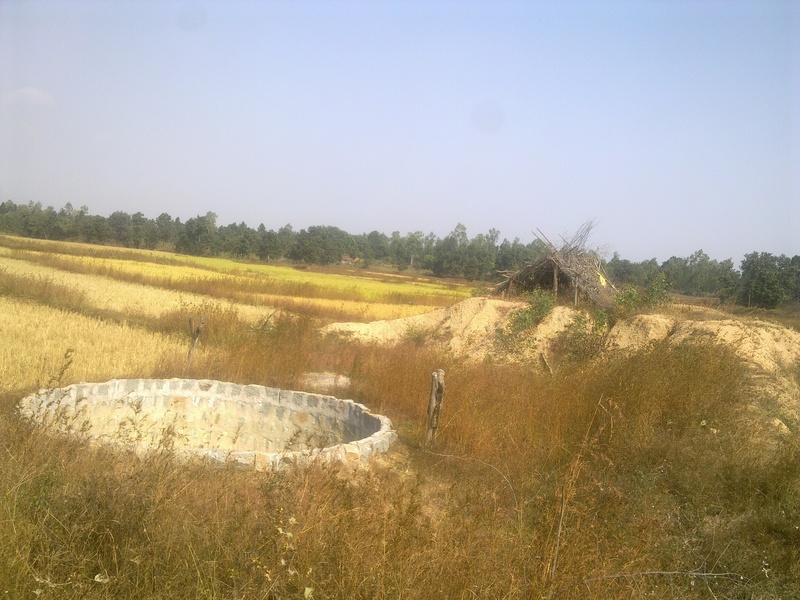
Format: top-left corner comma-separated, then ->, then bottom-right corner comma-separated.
492,223 -> 618,308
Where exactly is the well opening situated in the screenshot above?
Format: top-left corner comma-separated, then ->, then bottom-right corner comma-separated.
18,378 -> 397,469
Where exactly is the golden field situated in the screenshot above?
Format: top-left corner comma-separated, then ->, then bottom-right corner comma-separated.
1,235 -> 799,599
0,235 -> 468,324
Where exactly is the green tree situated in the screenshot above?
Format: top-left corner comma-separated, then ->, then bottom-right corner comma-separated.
81,215 -> 113,244
365,230 -> 391,262
740,252 -> 784,308
257,224 -> 278,260
389,231 -> 409,270
778,255 -> 800,301
217,221 -> 258,258
155,212 -> 176,245
605,254 -> 658,287
176,212 -> 218,256
290,225 -> 351,265
130,212 -> 159,249
432,224 -> 469,278
463,229 -> 498,280
107,211 -> 133,246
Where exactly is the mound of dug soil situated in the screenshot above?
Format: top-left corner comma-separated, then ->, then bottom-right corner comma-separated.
322,297 -> 526,356
606,313 -> 800,376
324,297 -> 800,384
605,314 -> 676,351
323,298 -> 800,373
324,297 -> 800,426
322,297 -> 588,362
605,312 -> 800,428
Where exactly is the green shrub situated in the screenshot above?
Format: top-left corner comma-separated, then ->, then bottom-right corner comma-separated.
495,289 -> 555,351
613,285 -> 641,316
556,312 -> 607,362
643,271 -> 670,306
614,273 -> 670,318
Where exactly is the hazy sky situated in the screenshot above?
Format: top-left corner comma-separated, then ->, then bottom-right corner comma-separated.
1,1 -> 798,263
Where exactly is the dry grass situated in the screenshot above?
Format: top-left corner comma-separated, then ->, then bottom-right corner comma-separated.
0,296 -> 187,396
0,236 -> 466,305
0,256 -> 275,325
2,238 -> 800,598
0,240 -> 464,323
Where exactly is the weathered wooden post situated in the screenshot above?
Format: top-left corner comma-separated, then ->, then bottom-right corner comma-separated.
188,315 -> 205,364
573,275 -> 579,306
553,263 -> 559,300
425,369 -> 445,448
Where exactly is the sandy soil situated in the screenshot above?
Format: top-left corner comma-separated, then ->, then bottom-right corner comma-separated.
322,297 -> 527,357
324,297 -> 800,372
323,297 -> 800,426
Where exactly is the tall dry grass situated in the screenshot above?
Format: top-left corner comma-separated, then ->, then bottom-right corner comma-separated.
2,239 -> 800,598
0,296 -> 189,396
1,257 -> 276,327
1,245 -> 462,323
0,236 -> 466,308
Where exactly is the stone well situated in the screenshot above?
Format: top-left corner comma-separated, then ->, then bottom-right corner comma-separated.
18,378 -> 397,469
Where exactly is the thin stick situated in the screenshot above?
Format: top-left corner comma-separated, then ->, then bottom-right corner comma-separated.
187,315 -> 205,364
584,569 -> 745,584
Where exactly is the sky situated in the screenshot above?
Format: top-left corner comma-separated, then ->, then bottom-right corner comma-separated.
1,1 -> 798,264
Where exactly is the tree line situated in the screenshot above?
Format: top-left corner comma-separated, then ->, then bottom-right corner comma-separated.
1,200 -> 798,308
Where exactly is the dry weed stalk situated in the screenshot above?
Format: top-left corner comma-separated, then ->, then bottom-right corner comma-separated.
543,395 -> 610,596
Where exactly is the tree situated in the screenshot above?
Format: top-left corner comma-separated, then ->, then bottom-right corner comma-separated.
155,212 -> 177,245
787,256 -> 800,301
257,224 -> 277,260
130,212 -> 159,249
495,237 -> 547,272
277,224 -> 296,258
217,221 -> 258,258
605,253 -> 657,287
463,229 -> 498,280
363,230 -> 391,263
53,203 -> 78,239
660,256 -> 689,291
740,252 -> 784,308
432,224 -> 469,278
685,250 -> 714,294
107,211 -> 133,246
389,231 -> 410,270
290,226 -> 351,265
715,258 -> 741,301
81,215 -> 113,244
176,212 -> 218,256
778,255 -> 800,302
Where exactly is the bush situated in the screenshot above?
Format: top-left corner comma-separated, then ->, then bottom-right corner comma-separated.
643,271 -> 670,306
495,289 -> 555,351
614,272 -> 670,318
556,311 -> 607,362
613,285 -> 641,317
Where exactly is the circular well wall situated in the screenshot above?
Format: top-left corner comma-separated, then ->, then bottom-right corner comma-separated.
18,378 -> 397,469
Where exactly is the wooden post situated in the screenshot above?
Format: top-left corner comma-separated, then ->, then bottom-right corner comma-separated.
553,264 -> 559,300
188,315 -> 205,364
574,276 -> 579,306
425,369 -> 445,448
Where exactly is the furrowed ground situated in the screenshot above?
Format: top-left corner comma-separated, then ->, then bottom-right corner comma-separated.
1,234 -> 799,599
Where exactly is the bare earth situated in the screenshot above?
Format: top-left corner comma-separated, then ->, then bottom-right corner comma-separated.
323,297 -> 800,427
322,297 -> 527,356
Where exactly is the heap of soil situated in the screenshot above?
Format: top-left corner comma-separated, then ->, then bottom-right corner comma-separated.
606,312 -> 800,375
324,297 -> 800,423
322,297 -> 527,357
608,312 -> 800,428
323,297 -> 592,364
324,297 -> 800,372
